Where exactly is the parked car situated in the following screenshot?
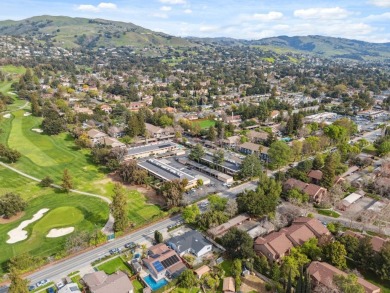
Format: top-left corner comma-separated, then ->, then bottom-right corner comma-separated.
28,285 -> 36,292
36,279 -> 49,288
56,281 -> 64,289
47,287 -> 55,293
109,248 -> 121,254
124,242 -> 136,249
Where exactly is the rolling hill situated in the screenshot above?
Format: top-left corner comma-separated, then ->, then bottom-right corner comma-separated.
0,15 -> 193,49
188,35 -> 390,61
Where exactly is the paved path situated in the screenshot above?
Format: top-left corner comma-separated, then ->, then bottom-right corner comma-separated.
0,161 -> 114,233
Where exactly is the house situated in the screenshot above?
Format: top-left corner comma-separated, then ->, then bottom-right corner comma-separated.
130,259 -> 142,273
284,178 -> 327,203
87,129 -> 108,146
344,230 -> 389,253
308,261 -> 380,293
254,232 -> 294,263
102,136 -> 126,148
108,126 -> 125,138
58,283 -> 81,293
223,277 -> 235,293
167,230 -> 213,257
247,130 -> 268,143
74,104 -> 93,115
207,214 -> 250,238
339,192 -> 364,211
128,102 -> 145,111
143,243 -> 186,281
224,115 -> 242,125
83,271 -> 134,293
239,142 -> 269,161
145,123 -> 175,141
222,135 -> 240,147
308,170 -> 323,185
255,217 -> 330,263
100,104 -> 112,114
194,265 -> 210,279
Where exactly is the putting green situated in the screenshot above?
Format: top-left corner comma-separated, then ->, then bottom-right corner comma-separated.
33,206 -> 84,234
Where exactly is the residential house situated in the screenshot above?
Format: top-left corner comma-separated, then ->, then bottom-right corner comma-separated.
100,104 -> 112,114
222,135 -> 240,148
308,170 -> 323,185
74,104 -> 93,115
207,214 -> 250,238
284,178 -> 327,203
128,102 -> 145,111
239,142 -> 269,161
108,126 -> 125,138
224,115 -> 242,125
222,277 -> 235,293
83,271 -> 134,293
194,265 -> 210,279
58,283 -> 81,293
344,230 -> 389,253
308,261 -> 380,293
102,136 -> 126,148
143,243 -> 186,281
87,129 -> 108,146
247,130 -> 268,144
255,217 -> 330,263
167,230 -> 213,257
145,123 -> 175,141
339,192 -> 364,211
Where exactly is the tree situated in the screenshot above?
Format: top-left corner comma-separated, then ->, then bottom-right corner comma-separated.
197,210 -> 227,230
312,154 -> 324,170
40,176 -> 54,187
239,154 -> 263,178
160,179 -> 187,208
321,153 -> 336,189
254,254 -> 270,274
41,107 -> 66,135
189,143 -> 205,163
376,242 -> 390,280
208,194 -> 228,211
208,126 -> 216,141
225,199 -> 238,217
0,193 -> 27,218
61,169 -> 73,192
291,141 -> 303,161
282,248 -> 310,281
0,144 -> 21,163
178,270 -> 198,288
110,183 -> 129,232
154,230 -> 163,243
117,160 -> 147,185
355,237 -> 375,268
286,188 -> 309,204
339,235 -> 360,259
322,241 -> 347,269
300,238 -> 322,260
212,149 -> 224,171
182,204 -> 200,224
237,177 -> 281,217
8,267 -> 28,293
220,228 -> 255,259
268,141 -> 292,169
333,274 -> 365,293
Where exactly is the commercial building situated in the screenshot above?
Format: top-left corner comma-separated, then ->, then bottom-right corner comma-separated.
138,158 -> 197,189
125,141 -> 183,160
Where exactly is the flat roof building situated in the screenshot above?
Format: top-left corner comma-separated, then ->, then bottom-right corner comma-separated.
126,141 -> 182,160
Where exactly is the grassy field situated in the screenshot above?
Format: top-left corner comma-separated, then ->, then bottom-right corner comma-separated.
0,191 -> 109,273
316,209 -> 341,218
0,65 -> 26,75
96,256 -> 132,275
191,119 -> 216,129
133,279 -> 145,293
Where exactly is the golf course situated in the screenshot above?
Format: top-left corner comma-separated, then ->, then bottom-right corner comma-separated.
0,65 -> 164,274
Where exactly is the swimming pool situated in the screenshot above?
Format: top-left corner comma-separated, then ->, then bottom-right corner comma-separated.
143,275 -> 168,291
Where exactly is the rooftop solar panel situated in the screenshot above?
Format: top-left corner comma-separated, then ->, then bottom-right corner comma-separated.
161,255 -> 180,268
153,261 -> 165,272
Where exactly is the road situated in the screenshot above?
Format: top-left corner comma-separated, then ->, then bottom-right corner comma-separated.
26,215 -> 181,285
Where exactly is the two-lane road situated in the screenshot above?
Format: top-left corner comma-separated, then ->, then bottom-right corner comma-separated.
26,215 -> 181,285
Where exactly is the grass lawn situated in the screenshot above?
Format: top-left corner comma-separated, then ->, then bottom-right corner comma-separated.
0,65 -> 26,75
363,144 -> 377,155
191,119 -> 216,129
133,279 -> 144,293
220,260 -> 233,276
96,256 -> 132,275
70,274 -> 83,289
172,289 -> 199,293
316,209 -> 340,218
0,191 -> 109,274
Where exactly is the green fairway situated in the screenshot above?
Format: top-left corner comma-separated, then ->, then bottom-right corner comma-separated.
191,119 -> 216,129
33,206 -> 84,233
0,192 -> 109,274
96,256 -> 132,275
0,65 -> 26,75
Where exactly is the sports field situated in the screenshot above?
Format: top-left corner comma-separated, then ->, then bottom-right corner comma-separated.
191,119 -> 216,129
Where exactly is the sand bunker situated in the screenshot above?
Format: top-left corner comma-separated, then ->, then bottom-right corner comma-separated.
32,128 -> 43,133
6,208 -> 49,244
3,114 -> 11,118
23,112 -> 31,116
46,227 -> 75,238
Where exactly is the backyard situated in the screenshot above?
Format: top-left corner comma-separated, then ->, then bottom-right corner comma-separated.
191,119 -> 216,129
96,256 -> 132,275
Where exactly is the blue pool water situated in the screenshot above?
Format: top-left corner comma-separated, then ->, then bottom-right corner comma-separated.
134,253 -> 140,259
143,275 -> 168,291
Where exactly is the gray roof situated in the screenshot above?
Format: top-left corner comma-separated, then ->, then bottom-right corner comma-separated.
167,230 -> 211,255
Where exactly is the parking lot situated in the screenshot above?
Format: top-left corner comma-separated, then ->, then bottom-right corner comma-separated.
161,156 -> 228,202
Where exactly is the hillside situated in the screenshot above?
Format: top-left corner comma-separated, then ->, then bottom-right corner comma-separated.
188,35 -> 390,61
0,15 -> 193,49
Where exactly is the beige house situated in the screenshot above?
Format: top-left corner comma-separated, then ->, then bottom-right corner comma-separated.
83,271 -> 134,293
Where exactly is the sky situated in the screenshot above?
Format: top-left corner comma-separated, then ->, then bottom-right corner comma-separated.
1,0 -> 390,42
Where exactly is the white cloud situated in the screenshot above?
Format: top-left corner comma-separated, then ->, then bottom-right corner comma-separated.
151,13 -> 169,19
76,2 -> 117,12
294,7 -> 350,20
159,0 -> 186,4
252,11 -> 283,21
369,0 -> 390,7
365,12 -> 390,21
199,25 -> 219,32
160,6 -> 172,11
184,9 -> 192,14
